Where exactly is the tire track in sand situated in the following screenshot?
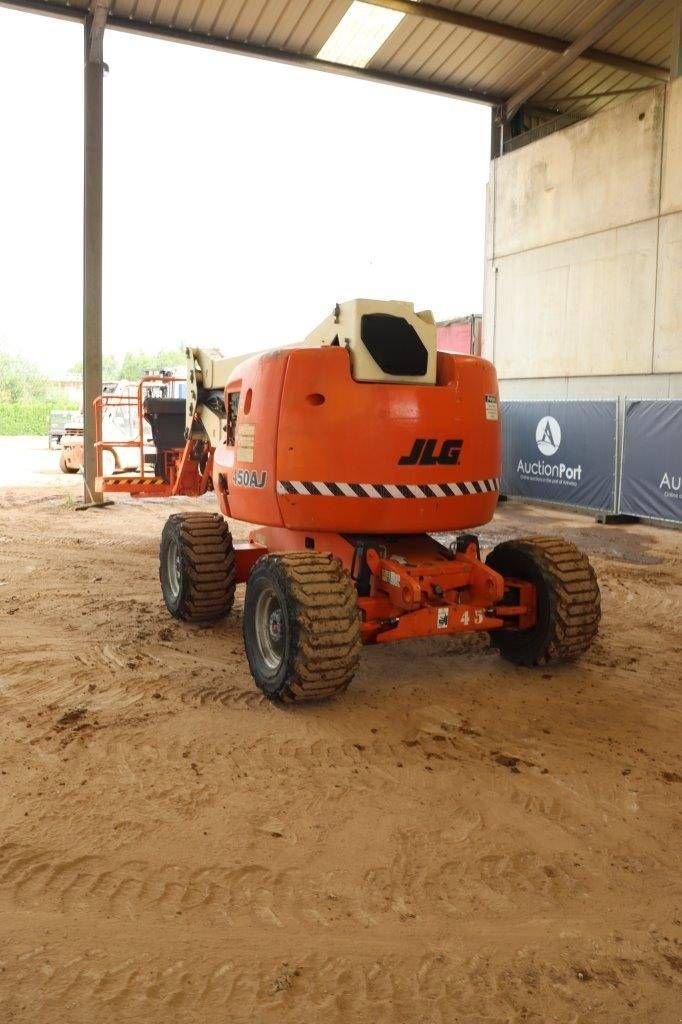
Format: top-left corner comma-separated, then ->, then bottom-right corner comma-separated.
0,841 -> 305,923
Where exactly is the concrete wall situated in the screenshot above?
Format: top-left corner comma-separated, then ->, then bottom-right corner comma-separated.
483,81 -> 682,400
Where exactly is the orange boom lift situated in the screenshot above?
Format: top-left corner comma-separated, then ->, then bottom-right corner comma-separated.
97,300 -> 600,702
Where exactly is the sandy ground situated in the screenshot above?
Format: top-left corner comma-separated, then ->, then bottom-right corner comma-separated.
0,436 -> 77,491
0,440 -> 681,1023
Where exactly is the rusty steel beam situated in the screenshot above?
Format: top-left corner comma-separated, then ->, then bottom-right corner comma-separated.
364,0 -> 669,81
0,0 -> 502,105
545,85 -> 654,103
87,0 -> 108,64
502,0 -> 651,121
1,0 -> 670,85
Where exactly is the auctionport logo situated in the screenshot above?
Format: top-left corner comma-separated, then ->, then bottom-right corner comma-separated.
516,414 -> 583,486
660,472 -> 681,499
535,416 -> 561,456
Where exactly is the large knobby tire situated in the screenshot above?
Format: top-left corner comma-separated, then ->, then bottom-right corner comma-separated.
243,552 -> 361,703
159,512 -> 236,623
486,536 -> 600,666
59,452 -> 79,474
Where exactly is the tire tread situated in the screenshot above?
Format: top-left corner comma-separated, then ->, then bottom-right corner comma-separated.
244,551 -> 360,703
487,536 -> 600,666
160,512 -> 236,623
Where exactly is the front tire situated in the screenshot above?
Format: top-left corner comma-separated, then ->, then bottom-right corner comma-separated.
486,537 -> 600,666
159,513 -> 236,623
243,552 -> 361,702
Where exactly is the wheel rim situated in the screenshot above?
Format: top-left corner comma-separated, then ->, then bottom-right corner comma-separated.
254,584 -> 285,675
166,537 -> 182,600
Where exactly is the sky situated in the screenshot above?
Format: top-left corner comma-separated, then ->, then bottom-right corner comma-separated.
0,6 -> 491,376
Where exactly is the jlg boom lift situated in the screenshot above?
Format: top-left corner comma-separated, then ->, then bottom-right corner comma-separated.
95,300 -> 600,702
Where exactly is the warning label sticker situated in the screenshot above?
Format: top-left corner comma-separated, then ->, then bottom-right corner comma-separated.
485,394 -> 499,421
381,568 -> 401,588
236,423 -> 255,463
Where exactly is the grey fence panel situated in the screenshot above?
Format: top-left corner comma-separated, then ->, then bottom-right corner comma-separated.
501,401 -> 617,512
619,401 -> 682,523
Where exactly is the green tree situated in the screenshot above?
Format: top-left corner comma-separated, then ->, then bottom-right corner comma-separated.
119,348 -> 186,381
69,348 -> 186,383
0,351 -> 50,403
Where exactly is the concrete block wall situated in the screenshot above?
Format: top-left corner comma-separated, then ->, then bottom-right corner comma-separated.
483,81 -> 682,401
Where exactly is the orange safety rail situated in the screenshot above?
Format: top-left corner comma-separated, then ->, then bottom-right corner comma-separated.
93,376 -> 217,498
94,375 -> 184,482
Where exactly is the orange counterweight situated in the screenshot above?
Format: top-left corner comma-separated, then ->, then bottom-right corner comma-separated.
213,346 -> 501,534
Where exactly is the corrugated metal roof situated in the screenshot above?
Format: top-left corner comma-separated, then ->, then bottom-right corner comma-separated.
3,0 -> 678,117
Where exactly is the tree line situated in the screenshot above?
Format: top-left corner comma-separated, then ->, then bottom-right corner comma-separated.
68,348 -> 187,384
0,347 -> 187,404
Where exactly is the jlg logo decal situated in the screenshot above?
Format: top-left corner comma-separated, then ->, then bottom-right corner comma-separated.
398,438 -> 463,466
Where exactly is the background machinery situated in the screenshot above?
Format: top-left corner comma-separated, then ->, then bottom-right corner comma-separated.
96,300 -> 601,702
61,376 -> 184,476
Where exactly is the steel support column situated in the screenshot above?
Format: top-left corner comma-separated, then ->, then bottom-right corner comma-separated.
82,10 -> 105,505
489,111 -> 502,159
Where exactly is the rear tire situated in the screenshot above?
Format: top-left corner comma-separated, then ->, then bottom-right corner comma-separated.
59,452 -> 78,474
243,552 -> 361,702
160,512 -> 236,623
486,536 -> 600,666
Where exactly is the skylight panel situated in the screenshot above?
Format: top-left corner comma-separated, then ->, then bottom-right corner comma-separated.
317,2 -> 405,69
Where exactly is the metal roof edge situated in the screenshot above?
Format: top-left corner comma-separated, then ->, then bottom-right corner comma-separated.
0,0 -> 501,106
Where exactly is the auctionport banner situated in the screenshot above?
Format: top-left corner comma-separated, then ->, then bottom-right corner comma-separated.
619,401 -> 682,522
501,401 -> 617,511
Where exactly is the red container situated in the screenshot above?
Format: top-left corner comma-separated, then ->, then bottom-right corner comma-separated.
437,314 -> 482,356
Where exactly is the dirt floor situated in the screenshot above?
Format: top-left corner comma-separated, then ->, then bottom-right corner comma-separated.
0,437 -> 681,1023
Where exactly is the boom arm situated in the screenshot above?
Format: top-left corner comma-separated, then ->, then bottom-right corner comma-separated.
185,346 -> 257,448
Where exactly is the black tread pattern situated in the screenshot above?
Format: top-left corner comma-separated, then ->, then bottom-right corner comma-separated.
279,552 -> 361,703
59,452 -> 78,474
488,536 -> 600,665
161,513 -> 236,623
252,552 -> 361,702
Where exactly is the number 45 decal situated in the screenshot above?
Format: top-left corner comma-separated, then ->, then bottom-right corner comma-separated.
460,609 -> 485,625
437,607 -> 486,630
